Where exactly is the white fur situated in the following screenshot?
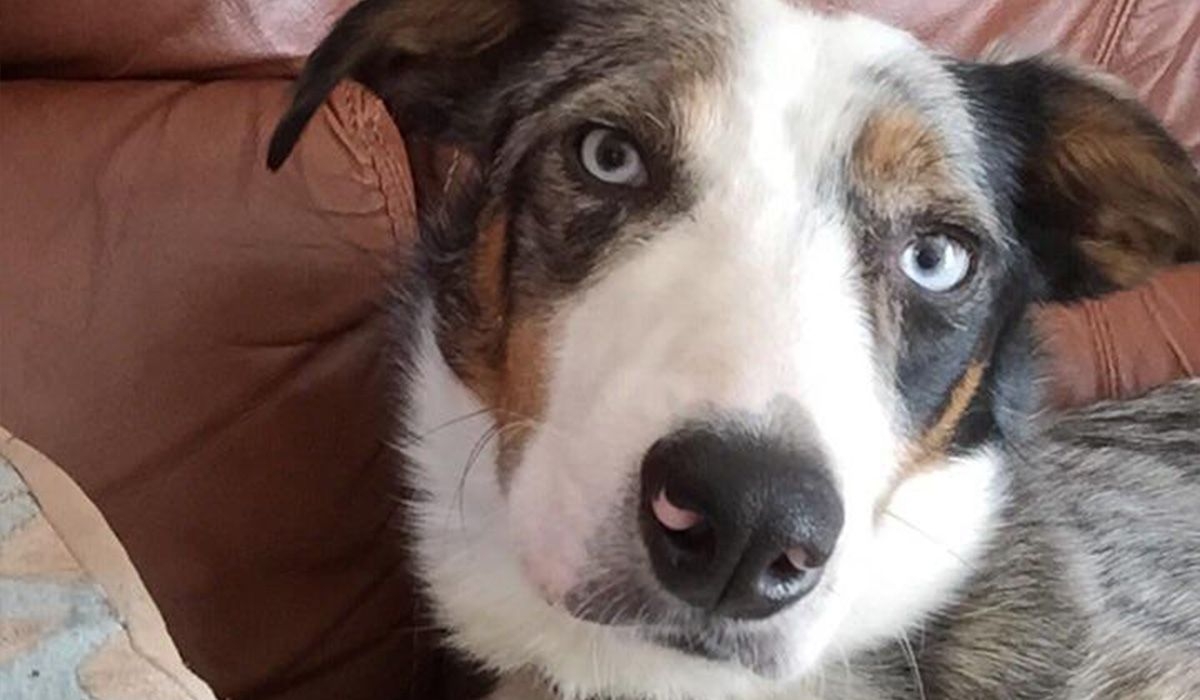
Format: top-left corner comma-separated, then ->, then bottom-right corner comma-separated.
407,3 -> 1004,699
834,449 -> 1005,651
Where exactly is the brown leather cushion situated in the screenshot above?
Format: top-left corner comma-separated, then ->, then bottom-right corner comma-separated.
0,80 -> 477,700
1035,265 -> 1200,410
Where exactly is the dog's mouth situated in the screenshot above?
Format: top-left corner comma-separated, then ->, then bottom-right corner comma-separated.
545,480 -> 822,680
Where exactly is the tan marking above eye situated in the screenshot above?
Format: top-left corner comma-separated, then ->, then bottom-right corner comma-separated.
852,106 -> 949,196
849,104 -> 987,234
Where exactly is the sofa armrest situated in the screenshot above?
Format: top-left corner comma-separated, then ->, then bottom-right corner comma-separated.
0,79 -> 457,700
1034,265 -> 1200,409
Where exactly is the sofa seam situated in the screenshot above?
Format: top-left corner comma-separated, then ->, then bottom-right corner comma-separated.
340,83 -> 414,245
366,97 -> 414,245
1097,0 -> 1138,68
1142,282 -> 1195,375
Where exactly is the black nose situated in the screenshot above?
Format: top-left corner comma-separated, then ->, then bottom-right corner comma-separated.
639,427 -> 843,620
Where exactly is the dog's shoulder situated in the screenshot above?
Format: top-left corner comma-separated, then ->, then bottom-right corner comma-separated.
915,379 -> 1200,698
1042,378 -> 1200,465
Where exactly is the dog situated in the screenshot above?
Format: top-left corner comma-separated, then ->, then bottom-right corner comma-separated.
267,1 -> 1200,698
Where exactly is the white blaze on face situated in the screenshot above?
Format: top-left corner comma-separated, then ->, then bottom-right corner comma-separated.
409,2 -> 1002,698
510,0 -> 910,619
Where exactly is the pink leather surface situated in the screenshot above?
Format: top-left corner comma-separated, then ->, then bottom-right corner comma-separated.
0,0 -> 356,78
3,0 -> 1197,156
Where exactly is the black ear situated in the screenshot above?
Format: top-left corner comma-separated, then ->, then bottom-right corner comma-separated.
955,57 -> 1200,301
266,0 -> 525,171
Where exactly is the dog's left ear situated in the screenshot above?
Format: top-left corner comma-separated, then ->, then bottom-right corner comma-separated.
957,57 -> 1200,301
267,0 -> 535,171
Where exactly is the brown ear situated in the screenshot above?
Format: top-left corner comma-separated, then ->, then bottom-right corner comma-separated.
267,0 -> 524,170
960,58 -> 1200,300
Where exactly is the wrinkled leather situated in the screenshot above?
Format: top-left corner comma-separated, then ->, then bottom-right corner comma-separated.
0,0 -> 355,79
1034,266 -> 1200,410
3,0 -> 1197,156
826,0 -> 1200,159
0,81 -> 481,700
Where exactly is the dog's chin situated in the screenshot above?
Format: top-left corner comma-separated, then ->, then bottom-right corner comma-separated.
561,579 -> 795,680
642,625 -> 793,679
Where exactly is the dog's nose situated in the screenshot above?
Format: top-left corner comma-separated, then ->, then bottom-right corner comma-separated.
639,427 -> 843,620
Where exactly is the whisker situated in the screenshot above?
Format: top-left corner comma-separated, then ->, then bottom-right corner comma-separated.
448,418 -> 547,525
491,407 -> 590,444
881,509 -> 977,573
896,632 -> 928,700
448,423 -> 503,526
418,407 -> 492,439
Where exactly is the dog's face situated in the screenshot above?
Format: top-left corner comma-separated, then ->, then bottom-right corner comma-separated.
271,0 -> 1200,697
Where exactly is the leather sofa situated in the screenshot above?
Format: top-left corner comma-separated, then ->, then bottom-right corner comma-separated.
2,1 -> 1196,699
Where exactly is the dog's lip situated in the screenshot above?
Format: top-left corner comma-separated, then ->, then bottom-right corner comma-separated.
642,625 -> 789,679
561,601 -> 781,675
561,584 -> 791,677
561,585 -> 646,626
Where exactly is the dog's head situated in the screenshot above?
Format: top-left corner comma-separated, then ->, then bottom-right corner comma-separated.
271,1 -> 1200,697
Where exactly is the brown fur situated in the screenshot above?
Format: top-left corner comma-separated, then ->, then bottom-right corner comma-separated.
1034,78 -> 1200,286
374,0 -> 522,57
874,360 -> 987,519
908,360 -> 988,466
850,106 -> 976,220
493,317 -> 552,485
853,107 -> 948,196
437,210 -> 551,489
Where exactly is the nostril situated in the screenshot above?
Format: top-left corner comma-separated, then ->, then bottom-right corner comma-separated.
785,545 -> 812,572
651,490 -> 704,532
651,489 -> 717,564
768,546 -> 815,581
664,518 -> 717,563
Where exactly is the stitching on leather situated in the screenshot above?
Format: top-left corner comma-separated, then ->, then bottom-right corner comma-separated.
1085,299 -> 1118,399
1095,0 -> 1124,65
343,83 -> 416,244
366,100 -> 416,243
1098,299 -> 1123,398
1097,0 -> 1137,67
1082,301 -> 1102,399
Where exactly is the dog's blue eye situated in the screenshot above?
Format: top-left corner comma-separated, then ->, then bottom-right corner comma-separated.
579,126 -> 647,186
900,234 -> 972,292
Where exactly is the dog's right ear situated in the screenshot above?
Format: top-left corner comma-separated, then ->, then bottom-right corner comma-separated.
266,0 -> 528,171
954,57 -> 1200,301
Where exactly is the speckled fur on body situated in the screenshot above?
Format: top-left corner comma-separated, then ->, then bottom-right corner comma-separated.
833,381 -> 1200,700
267,1 -> 1200,698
